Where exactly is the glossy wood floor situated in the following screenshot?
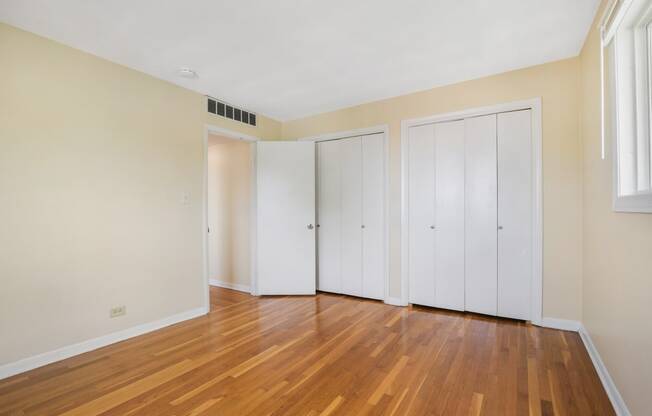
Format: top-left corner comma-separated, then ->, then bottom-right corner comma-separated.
0,287 -> 614,415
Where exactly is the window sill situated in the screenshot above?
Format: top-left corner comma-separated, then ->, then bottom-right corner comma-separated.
613,192 -> 652,213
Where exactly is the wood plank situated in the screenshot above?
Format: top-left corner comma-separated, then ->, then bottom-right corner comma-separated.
0,286 -> 615,416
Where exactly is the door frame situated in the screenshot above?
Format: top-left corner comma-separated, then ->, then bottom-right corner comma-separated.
298,125 -> 391,304
203,123 -> 261,312
400,98 -> 543,325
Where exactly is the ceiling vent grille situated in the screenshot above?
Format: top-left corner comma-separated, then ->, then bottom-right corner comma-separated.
206,97 -> 256,127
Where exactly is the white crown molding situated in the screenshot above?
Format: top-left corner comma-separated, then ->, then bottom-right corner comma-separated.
0,306 -> 207,381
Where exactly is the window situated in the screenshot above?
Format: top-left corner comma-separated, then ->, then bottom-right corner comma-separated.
606,0 -> 652,212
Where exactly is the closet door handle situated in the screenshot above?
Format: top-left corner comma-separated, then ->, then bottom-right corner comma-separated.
307,224 -> 314,230
430,225 -> 436,229
498,226 -> 503,230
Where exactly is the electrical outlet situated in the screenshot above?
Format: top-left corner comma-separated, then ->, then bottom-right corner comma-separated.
110,305 -> 126,318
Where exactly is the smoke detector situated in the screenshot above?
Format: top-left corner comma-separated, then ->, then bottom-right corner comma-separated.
178,67 -> 198,79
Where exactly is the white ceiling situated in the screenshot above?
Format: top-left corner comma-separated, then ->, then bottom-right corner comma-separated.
0,0 -> 599,121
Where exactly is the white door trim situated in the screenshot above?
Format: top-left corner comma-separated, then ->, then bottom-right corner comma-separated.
400,98 -> 543,325
297,124 -> 389,143
203,124 -> 261,309
296,125 -> 391,305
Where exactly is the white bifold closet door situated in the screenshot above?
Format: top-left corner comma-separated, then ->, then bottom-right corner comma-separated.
497,110 -> 532,320
433,121 -> 465,310
464,111 -> 533,320
407,124 -> 436,307
361,134 -> 385,300
408,110 -> 533,320
340,137 -> 363,297
316,134 -> 385,300
464,114 -> 498,316
407,121 -> 465,309
317,140 -> 341,293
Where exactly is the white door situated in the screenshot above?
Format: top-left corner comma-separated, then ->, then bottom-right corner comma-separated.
497,110 -> 532,320
362,133 -> 385,300
434,120 -> 465,311
408,124 -> 436,307
317,140 -> 342,293
340,137 -> 363,297
465,114 -> 498,315
256,141 -> 316,295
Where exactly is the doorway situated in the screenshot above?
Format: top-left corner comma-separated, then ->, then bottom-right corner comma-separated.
203,125 -> 258,312
202,125 -> 390,309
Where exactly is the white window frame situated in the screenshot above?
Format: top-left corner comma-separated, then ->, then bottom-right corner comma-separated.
607,0 -> 652,212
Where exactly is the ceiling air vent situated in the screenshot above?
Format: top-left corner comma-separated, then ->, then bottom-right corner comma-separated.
206,97 -> 256,127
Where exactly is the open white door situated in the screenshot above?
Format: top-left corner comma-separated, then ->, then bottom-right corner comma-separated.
256,141 -> 316,295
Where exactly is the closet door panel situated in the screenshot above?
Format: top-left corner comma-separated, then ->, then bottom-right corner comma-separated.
317,141 -> 341,293
340,137 -> 363,297
407,125 -> 436,307
434,120 -> 465,311
465,114 -> 498,315
497,110 -> 532,320
362,133 -> 385,300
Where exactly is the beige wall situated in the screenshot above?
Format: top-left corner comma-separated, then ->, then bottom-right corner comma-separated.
0,22 -> 279,366
7,17 -> 649,413
283,58 -> 584,321
580,2 -> 652,414
207,138 -> 251,288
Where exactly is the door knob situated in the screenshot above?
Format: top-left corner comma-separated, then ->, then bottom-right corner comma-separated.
498,226 -> 504,230
361,225 -> 365,229
430,225 -> 435,229
307,224 -> 314,230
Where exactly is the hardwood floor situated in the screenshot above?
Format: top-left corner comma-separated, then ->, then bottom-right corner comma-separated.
0,287 -> 614,415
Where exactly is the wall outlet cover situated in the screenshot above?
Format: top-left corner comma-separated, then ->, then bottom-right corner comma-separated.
110,306 -> 126,318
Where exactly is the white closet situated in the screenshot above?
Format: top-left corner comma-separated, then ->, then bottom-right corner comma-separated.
407,109 -> 533,320
407,120 -> 465,311
317,133 -> 385,300
496,111 -> 532,320
465,114 -> 499,315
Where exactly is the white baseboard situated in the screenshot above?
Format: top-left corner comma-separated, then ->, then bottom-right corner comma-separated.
540,317 -> 581,332
578,324 -> 631,416
0,299 -> 631,416
0,306 -> 207,381
384,297 -> 408,307
209,279 -> 251,293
